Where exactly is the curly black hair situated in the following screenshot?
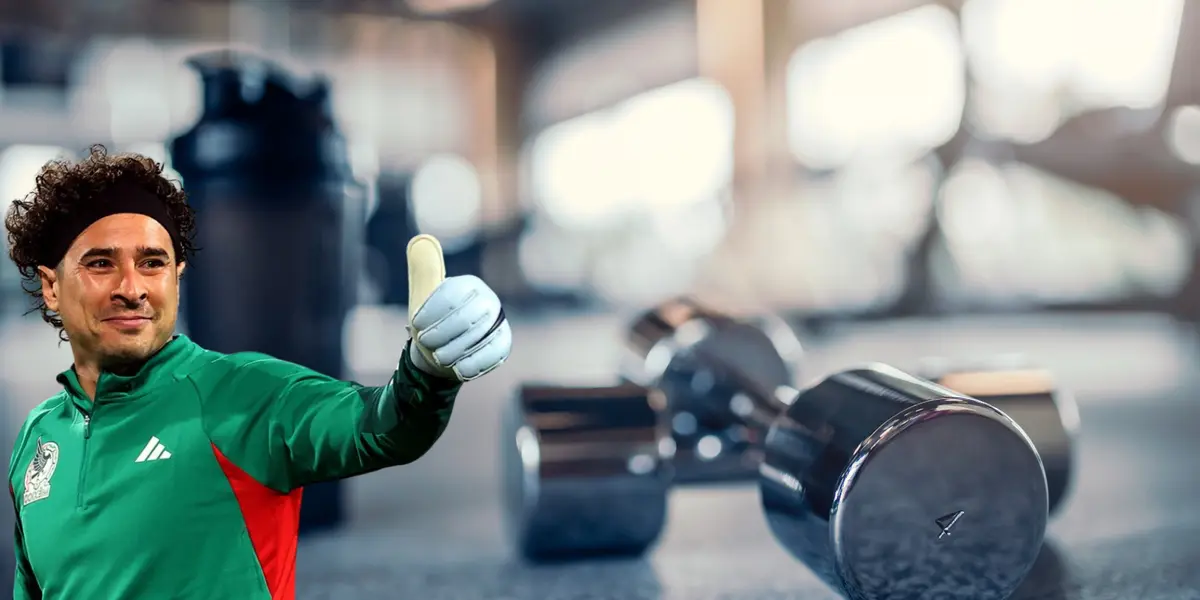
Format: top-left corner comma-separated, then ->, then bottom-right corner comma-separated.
5,144 -> 198,338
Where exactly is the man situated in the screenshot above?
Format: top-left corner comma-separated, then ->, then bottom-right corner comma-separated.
3,146 -> 512,599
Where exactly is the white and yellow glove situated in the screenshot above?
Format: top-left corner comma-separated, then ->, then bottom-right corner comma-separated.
406,234 -> 511,381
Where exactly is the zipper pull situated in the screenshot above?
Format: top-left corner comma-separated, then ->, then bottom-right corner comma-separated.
83,415 -> 91,439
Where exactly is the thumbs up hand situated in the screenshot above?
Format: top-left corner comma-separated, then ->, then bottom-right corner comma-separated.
406,234 -> 511,381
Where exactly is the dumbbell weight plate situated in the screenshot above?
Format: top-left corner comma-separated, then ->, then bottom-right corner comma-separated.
927,367 -> 1079,515
760,364 -> 1047,600
502,384 -> 672,561
623,297 -> 803,483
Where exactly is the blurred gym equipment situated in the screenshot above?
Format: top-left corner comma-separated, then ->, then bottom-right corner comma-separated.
503,365 -> 1049,599
622,297 -> 804,483
760,365 -> 1047,600
920,360 -> 1080,516
501,383 -> 669,562
621,299 -> 1076,508
169,50 -> 367,534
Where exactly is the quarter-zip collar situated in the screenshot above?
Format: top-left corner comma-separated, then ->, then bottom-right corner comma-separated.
57,334 -> 199,406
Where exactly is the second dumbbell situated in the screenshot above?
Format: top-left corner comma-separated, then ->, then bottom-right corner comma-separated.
622,296 -> 804,483
921,361 -> 1080,515
622,298 -> 1076,514
503,366 -> 1048,599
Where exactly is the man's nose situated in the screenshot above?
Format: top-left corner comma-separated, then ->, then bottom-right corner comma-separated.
112,267 -> 148,302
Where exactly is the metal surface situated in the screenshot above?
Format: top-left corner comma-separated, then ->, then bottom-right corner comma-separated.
928,366 -> 1080,516
502,383 -> 672,561
760,364 -> 1048,600
623,297 -> 803,483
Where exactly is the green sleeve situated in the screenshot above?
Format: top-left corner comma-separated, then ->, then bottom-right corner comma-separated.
9,421 -> 40,599
12,514 -> 40,600
8,484 -> 39,600
198,343 -> 461,493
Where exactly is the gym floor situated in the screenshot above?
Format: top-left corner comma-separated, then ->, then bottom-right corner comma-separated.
3,309 -> 1198,598
293,309 -> 1200,599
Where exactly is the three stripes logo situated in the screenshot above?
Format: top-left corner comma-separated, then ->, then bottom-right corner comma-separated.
135,436 -> 172,463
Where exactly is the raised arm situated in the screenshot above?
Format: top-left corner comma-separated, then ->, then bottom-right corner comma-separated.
200,345 -> 462,492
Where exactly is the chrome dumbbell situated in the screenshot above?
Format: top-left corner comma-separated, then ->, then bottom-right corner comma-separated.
503,365 -> 1051,599
502,296 -> 803,561
759,365 -> 1047,600
918,358 -> 1080,515
501,383 -> 671,562
621,297 -> 804,483
620,298 -> 1077,511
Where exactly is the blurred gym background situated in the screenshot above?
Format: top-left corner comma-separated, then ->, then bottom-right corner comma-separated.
2,0 -> 1200,597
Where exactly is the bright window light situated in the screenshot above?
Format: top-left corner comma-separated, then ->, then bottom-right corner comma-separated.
409,153 -> 483,253
785,4 -> 965,169
962,0 -> 1184,111
526,78 -> 735,229
1166,105 -> 1200,164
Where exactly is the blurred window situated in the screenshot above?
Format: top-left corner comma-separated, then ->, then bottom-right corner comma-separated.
785,4 -> 965,170
936,159 -> 1190,304
961,0 -> 1185,141
75,39 -> 201,145
521,77 -> 736,304
409,153 -> 482,253
525,77 -> 734,229
734,159 -> 939,313
1166,105 -> 1200,164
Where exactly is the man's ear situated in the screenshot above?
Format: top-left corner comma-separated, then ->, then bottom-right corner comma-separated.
37,265 -> 59,312
176,261 -> 187,279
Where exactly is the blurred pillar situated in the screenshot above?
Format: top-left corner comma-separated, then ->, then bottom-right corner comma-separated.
695,0 -> 798,196
462,31 -> 500,226
466,20 -> 524,227
696,0 -> 767,190
465,16 -> 534,298
761,0 -> 799,180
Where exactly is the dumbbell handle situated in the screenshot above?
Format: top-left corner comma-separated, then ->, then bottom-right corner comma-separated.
682,343 -> 796,429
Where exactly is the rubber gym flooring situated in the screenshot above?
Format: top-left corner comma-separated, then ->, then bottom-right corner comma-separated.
286,310 -> 1200,599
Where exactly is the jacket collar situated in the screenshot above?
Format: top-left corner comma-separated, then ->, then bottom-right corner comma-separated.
57,334 -> 198,404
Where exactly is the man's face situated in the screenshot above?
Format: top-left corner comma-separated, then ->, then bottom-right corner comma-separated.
39,213 -> 185,368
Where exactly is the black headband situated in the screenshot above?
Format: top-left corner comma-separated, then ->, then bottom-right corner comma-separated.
42,179 -> 182,268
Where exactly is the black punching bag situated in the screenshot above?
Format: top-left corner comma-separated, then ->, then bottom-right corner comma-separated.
169,51 -> 366,534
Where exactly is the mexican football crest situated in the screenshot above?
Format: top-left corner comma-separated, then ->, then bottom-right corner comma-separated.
23,438 -> 59,506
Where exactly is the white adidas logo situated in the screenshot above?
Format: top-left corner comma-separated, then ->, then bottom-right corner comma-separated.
135,436 -> 172,462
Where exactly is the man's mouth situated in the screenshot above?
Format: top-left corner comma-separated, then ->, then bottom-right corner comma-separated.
104,316 -> 152,328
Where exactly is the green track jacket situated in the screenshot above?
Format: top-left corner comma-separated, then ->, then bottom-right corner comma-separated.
7,334 -> 461,599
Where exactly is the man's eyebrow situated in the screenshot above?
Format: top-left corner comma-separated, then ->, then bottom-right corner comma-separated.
136,246 -> 171,258
77,247 -> 172,261
79,247 -> 116,260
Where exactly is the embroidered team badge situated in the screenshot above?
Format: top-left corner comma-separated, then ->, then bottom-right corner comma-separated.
23,438 -> 59,507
